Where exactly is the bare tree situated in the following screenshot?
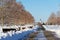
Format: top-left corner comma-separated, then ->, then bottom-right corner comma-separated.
0,0 -> 35,25
46,12 -> 56,25
56,11 -> 60,25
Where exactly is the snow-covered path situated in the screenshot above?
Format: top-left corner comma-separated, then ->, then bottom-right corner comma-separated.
34,30 -> 47,40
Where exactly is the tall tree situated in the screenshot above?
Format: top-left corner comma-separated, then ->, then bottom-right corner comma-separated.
0,0 -> 35,25
46,12 -> 56,25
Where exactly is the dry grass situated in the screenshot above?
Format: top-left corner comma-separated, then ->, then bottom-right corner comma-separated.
44,31 -> 56,40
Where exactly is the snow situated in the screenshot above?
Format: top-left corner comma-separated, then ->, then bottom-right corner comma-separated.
15,31 -> 22,34
0,24 -> 39,40
43,25 -> 60,38
0,27 -> 2,33
0,30 -> 34,40
0,32 -> 8,39
0,25 -> 39,40
34,30 -> 47,40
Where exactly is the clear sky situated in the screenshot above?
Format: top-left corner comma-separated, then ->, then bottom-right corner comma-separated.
16,0 -> 60,22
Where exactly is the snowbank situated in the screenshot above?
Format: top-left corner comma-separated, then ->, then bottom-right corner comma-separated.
0,30 -> 34,40
0,25 -> 39,40
43,25 -> 60,38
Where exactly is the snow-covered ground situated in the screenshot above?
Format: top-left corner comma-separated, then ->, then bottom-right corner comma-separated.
0,30 -> 34,40
34,30 -> 47,40
0,31 -> 33,40
0,25 -> 39,40
43,25 -> 60,38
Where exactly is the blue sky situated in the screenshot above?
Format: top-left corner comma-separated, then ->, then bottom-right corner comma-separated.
16,0 -> 60,22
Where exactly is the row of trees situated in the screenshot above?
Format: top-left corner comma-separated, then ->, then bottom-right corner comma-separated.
0,0 -> 35,26
46,11 -> 60,25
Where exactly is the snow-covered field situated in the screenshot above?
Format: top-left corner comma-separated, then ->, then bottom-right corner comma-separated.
43,25 -> 60,38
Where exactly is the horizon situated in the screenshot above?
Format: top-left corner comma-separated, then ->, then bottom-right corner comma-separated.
16,0 -> 60,22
